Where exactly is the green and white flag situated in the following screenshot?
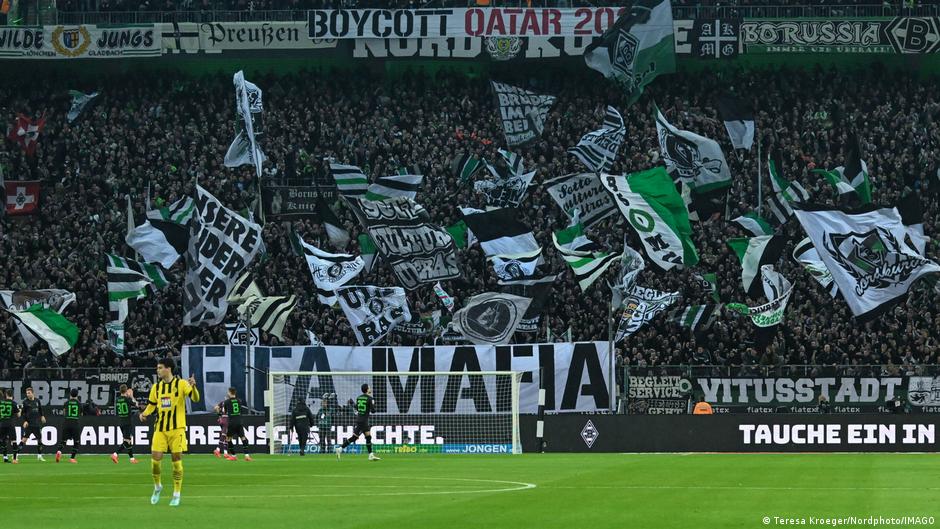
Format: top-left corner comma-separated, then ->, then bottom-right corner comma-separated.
329,163 -> 369,197
452,153 -> 483,183
584,0 -> 675,103
107,263 -> 154,324
727,235 -> 787,298
7,304 -> 79,356
364,169 -> 423,202
732,211 -> 774,236
693,272 -> 720,302
670,304 -> 722,331
552,216 -> 619,291
655,103 -> 732,192
106,254 -> 169,290
728,265 -> 794,328
812,133 -> 871,204
357,233 -> 378,273
601,167 -> 698,270
792,237 -> 838,297
106,321 -> 125,354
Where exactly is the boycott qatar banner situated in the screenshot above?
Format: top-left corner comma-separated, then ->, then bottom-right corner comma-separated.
182,342 -> 614,414
308,7 -> 628,39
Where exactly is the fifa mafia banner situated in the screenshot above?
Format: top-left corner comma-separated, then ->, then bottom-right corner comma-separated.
182,342 -> 614,414
353,198 -> 460,290
0,370 -> 157,417
0,25 -> 160,59
261,186 -> 336,218
309,7 -> 629,39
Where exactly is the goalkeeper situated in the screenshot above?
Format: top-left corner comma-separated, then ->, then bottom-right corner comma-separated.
335,384 -> 380,461
288,398 -> 314,456
316,394 -> 334,454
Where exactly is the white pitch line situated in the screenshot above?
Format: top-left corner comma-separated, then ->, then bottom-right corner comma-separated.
540,485 -> 940,491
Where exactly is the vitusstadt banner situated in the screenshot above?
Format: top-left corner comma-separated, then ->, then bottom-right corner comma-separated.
182,342 -> 614,414
308,8 -> 629,39
0,25 -> 160,59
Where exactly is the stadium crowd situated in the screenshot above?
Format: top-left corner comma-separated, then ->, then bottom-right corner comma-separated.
1,63 -> 938,381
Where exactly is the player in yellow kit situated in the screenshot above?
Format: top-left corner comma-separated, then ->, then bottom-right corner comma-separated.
139,357 -> 201,507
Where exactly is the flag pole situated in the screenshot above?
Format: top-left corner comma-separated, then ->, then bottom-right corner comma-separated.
756,133 -> 762,216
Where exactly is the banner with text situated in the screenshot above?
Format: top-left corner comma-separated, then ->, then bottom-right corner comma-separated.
0,25 -> 161,59
182,342 -> 614,414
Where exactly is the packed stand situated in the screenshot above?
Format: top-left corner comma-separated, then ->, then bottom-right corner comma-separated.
0,64 -> 938,380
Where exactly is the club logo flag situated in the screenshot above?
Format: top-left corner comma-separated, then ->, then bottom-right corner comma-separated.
498,275 -> 556,333
452,292 -> 531,345
295,234 -> 364,306
183,185 -> 264,327
336,285 -> 411,346
490,80 -> 557,147
655,104 -> 732,193
601,167 -> 698,270
614,285 -> 679,342
490,248 -> 542,281
67,90 -> 99,123
3,180 -> 40,215
584,0 -> 676,103
474,169 -> 536,208
794,204 -> 940,321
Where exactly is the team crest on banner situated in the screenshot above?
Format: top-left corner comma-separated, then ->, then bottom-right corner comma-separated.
453,293 -> 531,345
908,377 -> 940,407
824,228 -> 922,296
613,29 -> 639,90
51,26 -> 92,57
485,36 -> 522,61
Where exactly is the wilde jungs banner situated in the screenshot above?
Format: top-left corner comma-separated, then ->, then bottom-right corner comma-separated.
182,185 -> 264,327
181,342 -> 614,414
353,197 -> 460,289
261,186 -> 336,218
544,173 -> 617,228
0,26 -> 161,60
490,80 -> 556,147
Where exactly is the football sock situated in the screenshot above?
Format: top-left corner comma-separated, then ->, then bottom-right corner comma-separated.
172,460 -> 183,494
151,459 -> 162,487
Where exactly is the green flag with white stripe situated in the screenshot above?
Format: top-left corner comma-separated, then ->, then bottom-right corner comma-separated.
7,304 -> 79,356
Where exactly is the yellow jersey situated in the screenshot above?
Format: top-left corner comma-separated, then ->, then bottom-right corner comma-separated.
145,376 -> 200,432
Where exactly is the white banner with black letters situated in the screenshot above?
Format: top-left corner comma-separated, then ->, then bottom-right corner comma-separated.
182,342 -> 614,414
183,185 -> 264,327
544,172 -> 617,228
491,81 -> 556,147
353,197 -> 460,289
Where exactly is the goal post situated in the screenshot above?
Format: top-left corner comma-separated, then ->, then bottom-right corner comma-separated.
266,371 -> 522,456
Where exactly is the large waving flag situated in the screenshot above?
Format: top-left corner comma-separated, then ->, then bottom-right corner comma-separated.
584,0 -> 675,103
126,196 -> 194,269
812,133 -> 871,204
568,106 -> 625,174
655,104 -> 732,193
600,167 -> 698,270
727,235 -> 787,298
5,305 -> 78,357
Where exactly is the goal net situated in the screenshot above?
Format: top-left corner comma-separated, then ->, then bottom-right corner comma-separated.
266,371 -> 522,455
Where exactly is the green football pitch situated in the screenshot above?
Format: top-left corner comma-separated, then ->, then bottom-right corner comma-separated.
1,453 -> 938,528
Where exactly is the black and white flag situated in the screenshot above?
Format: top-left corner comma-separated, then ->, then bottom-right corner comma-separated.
183,185 -> 264,327
237,294 -> 297,341
452,292 -> 531,345
295,234 -> 364,306
126,196 -> 194,269
568,106 -> 625,174
544,173 -> 617,228
460,207 -> 540,258
655,104 -> 732,192
491,81 -> 557,147
352,197 -> 460,290
474,169 -> 536,208
336,285 -> 411,346
614,285 -> 679,342
717,95 -> 755,150
498,275 -> 556,333
489,247 -> 542,281
226,71 -> 265,178
792,237 -> 838,297
794,204 -> 940,321
67,90 -> 98,123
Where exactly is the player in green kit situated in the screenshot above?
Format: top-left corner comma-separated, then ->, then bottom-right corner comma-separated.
335,384 -> 380,461
55,388 -> 84,463
112,384 -> 139,464
1,388 -> 20,464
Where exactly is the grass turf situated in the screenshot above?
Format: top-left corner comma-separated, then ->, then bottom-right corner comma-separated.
1,453 -> 938,528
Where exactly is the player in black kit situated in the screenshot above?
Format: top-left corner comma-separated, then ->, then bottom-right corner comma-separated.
335,383 -> 380,461
288,398 -> 314,456
218,388 -> 251,461
1,388 -> 20,464
20,386 -> 46,461
111,384 -> 139,464
56,388 -> 86,463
